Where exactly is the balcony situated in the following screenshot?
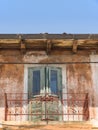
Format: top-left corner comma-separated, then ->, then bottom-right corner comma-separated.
4,93 -> 89,123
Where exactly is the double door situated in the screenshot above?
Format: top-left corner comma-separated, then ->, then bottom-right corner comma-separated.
28,66 -> 62,121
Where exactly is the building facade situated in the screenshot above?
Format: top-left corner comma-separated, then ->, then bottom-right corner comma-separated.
0,34 -> 98,124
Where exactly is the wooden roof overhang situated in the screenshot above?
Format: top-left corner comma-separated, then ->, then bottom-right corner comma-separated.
0,34 -> 98,54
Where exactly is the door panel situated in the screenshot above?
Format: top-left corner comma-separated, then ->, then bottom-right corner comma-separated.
48,67 -> 62,97
28,67 -> 45,121
47,67 -> 62,120
28,67 -> 45,98
32,70 -> 40,95
29,99 -> 42,121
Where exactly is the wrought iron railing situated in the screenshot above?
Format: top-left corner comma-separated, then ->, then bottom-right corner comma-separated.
4,93 -> 89,122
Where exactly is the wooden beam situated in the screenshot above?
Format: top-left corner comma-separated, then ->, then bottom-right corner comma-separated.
46,40 -> 52,54
72,40 -> 78,53
19,36 -> 26,54
0,39 -> 98,52
0,39 -> 20,44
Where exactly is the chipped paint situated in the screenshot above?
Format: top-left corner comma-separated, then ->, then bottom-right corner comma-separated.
66,62 -> 95,120
0,50 -> 97,124
90,55 -> 98,120
0,64 -> 24,121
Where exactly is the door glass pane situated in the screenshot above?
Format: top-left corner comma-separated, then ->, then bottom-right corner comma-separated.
50,70 -> 58,94
33,70 -> 40,95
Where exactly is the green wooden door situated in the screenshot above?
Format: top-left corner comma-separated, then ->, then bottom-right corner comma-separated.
28,67 -> 45,121
28,66 -> 62,121
47,67 -> 62,121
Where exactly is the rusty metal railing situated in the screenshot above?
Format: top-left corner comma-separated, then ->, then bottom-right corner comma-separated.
4,93 -> 89,122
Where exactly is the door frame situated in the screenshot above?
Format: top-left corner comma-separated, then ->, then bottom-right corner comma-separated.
24,64 -> 67,121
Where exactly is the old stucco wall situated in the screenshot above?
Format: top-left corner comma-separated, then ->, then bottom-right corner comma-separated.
0,50 -> 97,122
90,55 -> 98,120
66,63 -> 95,120
0,64 -> 24,121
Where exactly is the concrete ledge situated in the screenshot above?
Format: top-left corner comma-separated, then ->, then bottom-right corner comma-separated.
0,121 -> 3,129
90,119 -> 98,128
0,121 -> 92,130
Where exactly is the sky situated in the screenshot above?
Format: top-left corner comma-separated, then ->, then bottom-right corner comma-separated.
0,0 -> 98,34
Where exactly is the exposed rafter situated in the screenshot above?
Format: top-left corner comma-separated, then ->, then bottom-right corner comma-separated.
0,37 -> 98,54
46,40 -> 52,55
19,35 -> 26,54
72,40 -> 78,53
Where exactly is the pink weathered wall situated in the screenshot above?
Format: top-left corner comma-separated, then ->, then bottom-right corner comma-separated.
0,50 -> 97,121
90,55 -> 98,120
0,64 -> 24,120
66,63 -> 95,120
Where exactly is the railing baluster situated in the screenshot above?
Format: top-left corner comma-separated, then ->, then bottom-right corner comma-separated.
4,93 -> 8,121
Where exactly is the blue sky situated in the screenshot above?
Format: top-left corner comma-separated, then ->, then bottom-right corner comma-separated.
0,0 -> 98,34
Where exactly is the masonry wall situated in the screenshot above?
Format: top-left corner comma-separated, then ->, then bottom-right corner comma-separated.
0,50 -> 97,121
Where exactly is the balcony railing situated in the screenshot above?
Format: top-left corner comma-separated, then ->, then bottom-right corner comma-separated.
4,93 -> 89,123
